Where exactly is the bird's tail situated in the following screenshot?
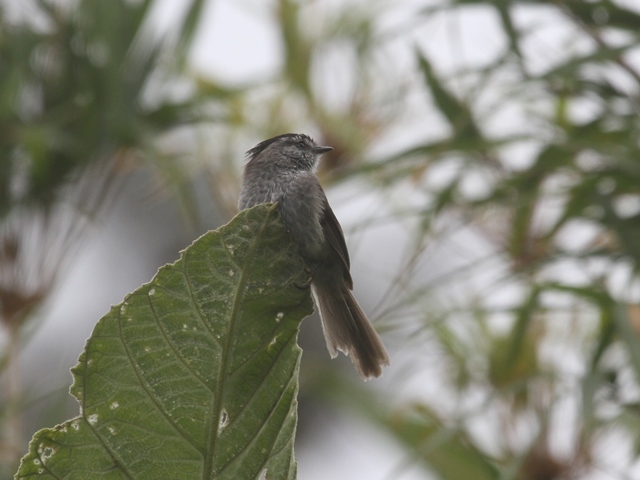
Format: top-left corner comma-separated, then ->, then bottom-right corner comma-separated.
311,280 -> 390,379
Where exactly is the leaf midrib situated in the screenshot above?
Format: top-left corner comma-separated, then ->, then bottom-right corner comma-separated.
204,209 -> 273,480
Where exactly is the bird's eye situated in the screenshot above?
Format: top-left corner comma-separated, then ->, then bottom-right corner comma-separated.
297,141 -> 306,149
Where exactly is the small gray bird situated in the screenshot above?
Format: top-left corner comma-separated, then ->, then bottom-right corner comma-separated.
238,133 -> 390,379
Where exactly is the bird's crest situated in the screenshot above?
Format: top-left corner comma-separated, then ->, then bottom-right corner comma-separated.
245,133 -> 314,161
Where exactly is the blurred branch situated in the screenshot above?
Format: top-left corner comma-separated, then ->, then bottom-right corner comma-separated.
552,0 -> 640,85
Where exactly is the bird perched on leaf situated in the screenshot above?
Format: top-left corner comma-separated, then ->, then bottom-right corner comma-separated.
238,133 -> 389,379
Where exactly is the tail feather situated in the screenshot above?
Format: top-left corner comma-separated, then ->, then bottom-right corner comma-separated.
311,281 -> 390,379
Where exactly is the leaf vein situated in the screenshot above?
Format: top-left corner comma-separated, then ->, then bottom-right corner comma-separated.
146,292 -> 214,392
218,357 -> 298,475
115,302 -> 205,457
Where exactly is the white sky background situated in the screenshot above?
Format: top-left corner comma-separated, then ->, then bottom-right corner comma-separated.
13,0 -> 640,478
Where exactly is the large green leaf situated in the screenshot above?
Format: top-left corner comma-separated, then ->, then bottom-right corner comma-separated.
15,204 -> 313,480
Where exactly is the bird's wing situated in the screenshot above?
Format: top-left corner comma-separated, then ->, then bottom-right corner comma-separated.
320,198 -> 353,289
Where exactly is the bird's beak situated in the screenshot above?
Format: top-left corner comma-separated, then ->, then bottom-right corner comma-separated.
313,145 -> 333,154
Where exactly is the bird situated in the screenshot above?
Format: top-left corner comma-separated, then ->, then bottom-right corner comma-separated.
238,133 -> 389,379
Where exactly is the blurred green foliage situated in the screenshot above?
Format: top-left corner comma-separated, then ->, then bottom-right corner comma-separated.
0,0 -> 207,215
2,0 -> 640,478
363,1 -> 640,477
0,0 -> 208,475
